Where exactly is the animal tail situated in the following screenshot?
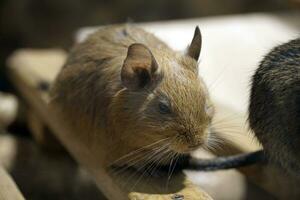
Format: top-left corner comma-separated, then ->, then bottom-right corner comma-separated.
186,150 -> 264,171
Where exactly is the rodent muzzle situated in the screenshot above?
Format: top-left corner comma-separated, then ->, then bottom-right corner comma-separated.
188,144 -> 201,150
173,132 -> 204,153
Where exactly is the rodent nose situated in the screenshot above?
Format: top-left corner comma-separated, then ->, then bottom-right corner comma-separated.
180,132 -> 203,149
182,132 -> 201,146
181,132 -> 192,143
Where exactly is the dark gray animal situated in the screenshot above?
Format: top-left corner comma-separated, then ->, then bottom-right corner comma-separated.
185,38 -> 300,176
248,38 -> 300,177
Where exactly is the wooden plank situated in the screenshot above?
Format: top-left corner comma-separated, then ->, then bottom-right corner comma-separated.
7,50 -> 213,200
0,166 -> 25,200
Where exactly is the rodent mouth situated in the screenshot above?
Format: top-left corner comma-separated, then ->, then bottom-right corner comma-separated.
170,134 -> 205,154
188,144 -> 201,151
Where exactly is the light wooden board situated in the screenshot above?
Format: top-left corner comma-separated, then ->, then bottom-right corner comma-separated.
0,166 -> 25,200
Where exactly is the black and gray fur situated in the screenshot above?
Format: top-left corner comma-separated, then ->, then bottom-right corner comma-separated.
248,38 -> 300,177
185,38 -> 300,175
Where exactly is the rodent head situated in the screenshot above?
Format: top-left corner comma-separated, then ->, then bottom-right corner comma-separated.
114,27 -> 214,156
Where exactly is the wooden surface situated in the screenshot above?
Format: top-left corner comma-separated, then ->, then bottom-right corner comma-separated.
0,166 -> 25,200
7,50 -> 213,200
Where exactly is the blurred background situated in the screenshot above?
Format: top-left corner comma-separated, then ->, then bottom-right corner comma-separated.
0,0 -> 299,91
0,0 -> 300,200
1,0 -> 300,72
0,0 -> 300,89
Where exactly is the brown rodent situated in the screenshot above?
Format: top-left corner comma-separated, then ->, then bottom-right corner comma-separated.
49,24 -> 216,171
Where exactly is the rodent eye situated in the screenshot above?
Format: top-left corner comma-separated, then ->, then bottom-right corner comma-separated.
158,101 -> 171,114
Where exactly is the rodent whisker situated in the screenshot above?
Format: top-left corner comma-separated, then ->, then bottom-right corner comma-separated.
208,140 -> 223,151
113,87 -> 127,98
111,148 -> 165,177
211,119 -> 243,128
111,141 -> 172,178
214,111 -> 242,120
203,142 -> 219,152
127,144 -> 170,169
211,121 -> 243,128
111,147 -> 162,178
126,143 -> 173,189
204,133 -> 224,152
165,152 -> 180,190
211,114 -> 245,126
109,137 -> 171,166
151,148 -> 174,176
211,123 -> 247,134
147,150 -> 175,190
133,147 -> 173,188
149,146 -> 172,172
212,122 -> 242,129
213,128 -> 248,137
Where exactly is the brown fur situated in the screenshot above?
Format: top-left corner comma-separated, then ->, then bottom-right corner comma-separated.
49,25 -> 214,169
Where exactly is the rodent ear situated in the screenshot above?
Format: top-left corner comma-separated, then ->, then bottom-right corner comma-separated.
121,43 -> 162,91
187,26 -> 202,61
